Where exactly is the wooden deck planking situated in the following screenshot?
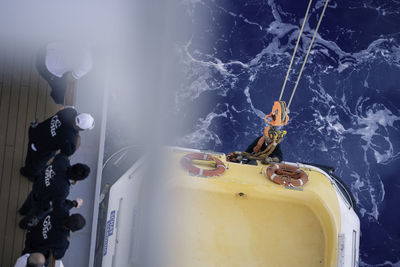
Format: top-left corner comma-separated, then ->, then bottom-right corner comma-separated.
0,48 -> 13,152
0,45 -> 9,87
36,69 -> 50,121
13,59 -> 41,260
0,50 -> 15,262
45,83 -> 59,118
13,55 -> 39,260
0,49 -> 24,266
5,51 -> 23,146
21,50 -> 34,88
9,84 -> 30,264
0,52 -> 4,87
0,46 -> 59,267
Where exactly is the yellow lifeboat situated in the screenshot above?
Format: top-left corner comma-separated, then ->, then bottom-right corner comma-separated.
102,147 -> 360,267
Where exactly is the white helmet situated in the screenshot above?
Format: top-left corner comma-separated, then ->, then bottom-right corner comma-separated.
75,113 -> 95,130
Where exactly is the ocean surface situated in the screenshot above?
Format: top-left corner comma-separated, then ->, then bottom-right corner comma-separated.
173,0 -> 400,266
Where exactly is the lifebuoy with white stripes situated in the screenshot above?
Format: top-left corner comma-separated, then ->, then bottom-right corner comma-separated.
180,153 -> 226,177
266,163 -> 308,187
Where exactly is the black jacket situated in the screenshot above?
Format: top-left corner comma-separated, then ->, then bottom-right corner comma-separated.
245,136 -> 283,162
32,154 -> 71,209
23,202 -> 74,260
29,107 -> 78,156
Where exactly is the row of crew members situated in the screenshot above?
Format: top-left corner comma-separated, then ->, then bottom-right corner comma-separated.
15,105 -> 95,267
20,105 -> 94,179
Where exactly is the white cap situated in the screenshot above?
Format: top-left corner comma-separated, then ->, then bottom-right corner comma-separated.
75,113 -> 95,130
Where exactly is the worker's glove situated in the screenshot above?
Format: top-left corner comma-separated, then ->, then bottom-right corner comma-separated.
74,198 -> 84,208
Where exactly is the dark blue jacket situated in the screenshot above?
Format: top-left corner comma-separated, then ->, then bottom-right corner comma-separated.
29,107 -> 78,156
23,200 -> 75,260
32,154 -> 71,209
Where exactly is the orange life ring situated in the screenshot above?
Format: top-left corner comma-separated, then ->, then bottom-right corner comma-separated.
180,153 -> 226,177
265,163 -> 308,187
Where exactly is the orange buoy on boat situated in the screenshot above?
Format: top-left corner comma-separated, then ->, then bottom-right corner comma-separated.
180,153 -> 226,177
266,163 -> 308,187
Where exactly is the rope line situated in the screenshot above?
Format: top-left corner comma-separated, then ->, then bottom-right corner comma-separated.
279,0 -> 314,101
287,0 -> 330,109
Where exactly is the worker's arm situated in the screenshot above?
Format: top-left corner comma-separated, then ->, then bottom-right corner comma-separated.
64,198 -> 83,210
64,199 -> 75,210
52,242 -> 69,260
49,235 -> 70,260
59,135 -> 77,156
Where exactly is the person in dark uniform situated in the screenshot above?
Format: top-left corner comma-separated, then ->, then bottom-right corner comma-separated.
22,207 -> 86,265
20,106 -> 94,180
245,125 -> 283,163
19,153 -> 89,229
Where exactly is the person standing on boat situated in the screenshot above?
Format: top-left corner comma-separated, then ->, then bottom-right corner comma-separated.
18,153 -> 89,229
20,106 -> 94,180
22,211 -> 86,265
245,125 -> 283,163
35,41 -> 93,105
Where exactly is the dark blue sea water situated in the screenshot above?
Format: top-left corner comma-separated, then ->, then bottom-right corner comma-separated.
173,0 -> 400,266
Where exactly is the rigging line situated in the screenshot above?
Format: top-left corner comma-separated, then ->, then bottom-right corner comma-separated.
279,0 -> 314,101
287,0 -> 330,109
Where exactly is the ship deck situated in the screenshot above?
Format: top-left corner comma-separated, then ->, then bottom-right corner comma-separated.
0,43 -> 105,267
0,44 -> 59,267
